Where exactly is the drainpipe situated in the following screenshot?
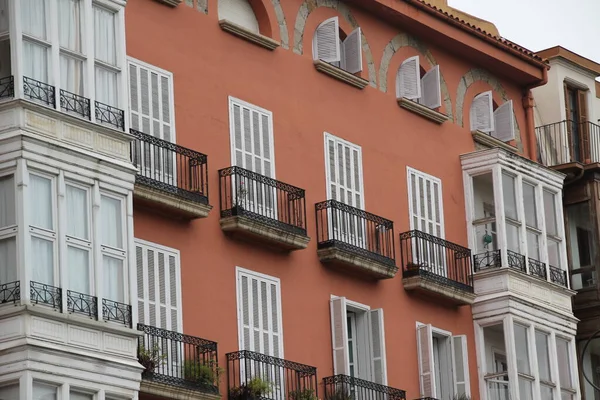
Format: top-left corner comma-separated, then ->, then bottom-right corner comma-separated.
524,66 -> 549,162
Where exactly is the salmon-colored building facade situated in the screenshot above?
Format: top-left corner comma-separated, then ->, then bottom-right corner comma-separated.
0,0 -> 582,399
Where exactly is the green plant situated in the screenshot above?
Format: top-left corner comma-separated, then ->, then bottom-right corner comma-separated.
184,359 -> 225,388
230,377 -> 273,400
137,343 -> 166,373
453,394 -> 471,400
288,388 -> 318,400
325,386 -> 353,400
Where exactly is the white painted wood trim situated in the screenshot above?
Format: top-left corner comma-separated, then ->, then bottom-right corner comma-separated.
323,131 -> 365,209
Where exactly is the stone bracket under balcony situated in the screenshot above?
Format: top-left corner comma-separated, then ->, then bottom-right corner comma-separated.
400,230 -> 476,306
131,129 -> 212,220
140,380 -> 221,400
315,200 -> 398,280
219,167 -> 310,251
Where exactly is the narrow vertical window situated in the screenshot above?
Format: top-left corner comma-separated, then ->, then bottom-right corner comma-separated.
94,5 -> 118,106
29,174 -> 55,286
523,183 -> 541,261
100,194 -> 126,303
544,190 -> 562,269
556,338 -> 575,399
0,174 -> 16,284
513,324 -> 533,400
22,0 -> 50,84
535,331 -> 553,398
66,184 -> 91,295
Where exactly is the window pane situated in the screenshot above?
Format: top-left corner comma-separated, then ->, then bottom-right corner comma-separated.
523,183 -> 538,227
22,0 -> 47,39
556,338 -> 572,389
0,383 -> 19,400
474,223 -> 497,253
0,174 -> 15,227
518,377 -> 532,400
68,246 -> 89,294
0,237 -> 17,283
103,255 -> 123,302
70,391 -> 93,400
23,41 -> 48,83
33,382 -> 57,400
31,237 -> 53,285
30,175 -> 53,230
548,238 -> 561,268
66,185 -> 88,239
503,173 -> 518,220
526,230 -> 540,260
101,195 -> 122,248
95,66 -> 118,106
567,202 -> 594,270
535,331 -> 551,381
506,222 -> 520,253
93,6 -> 116,65
0,0 -> 9,34
473,173 -> 494,220
561,391 -> 574,400
58,0 -> 82,52
60,55 -> 84,95
540,384 -> 553,399
544,190 -> 558,236
514,324 -> 530,374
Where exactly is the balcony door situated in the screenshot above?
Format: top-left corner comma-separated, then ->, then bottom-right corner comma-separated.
407,168 -> 446,276
564,84 -> 588,163
229,98 -> 276,219
324,133 -> 365,248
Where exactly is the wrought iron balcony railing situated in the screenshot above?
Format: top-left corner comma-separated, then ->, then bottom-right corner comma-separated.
131,129 -> 209,205
0,281 -> 20,304
60,89 -> 91,120
536,120 -> 600,166
102,298 -> 132,327
549,265 -> 568,287
24,76 -> 55,107
219,166 -> 307,235
95,100 -> 124,130
226,350 -> 318,400
399,230 -> 473,292
30,281 -> 62,311
67,290 -> 98,318
138,323 -> 219,394
0,75 -> 14,99
315,200 -> 395,267
528,258 -> 547,280
323,375 -> 406,400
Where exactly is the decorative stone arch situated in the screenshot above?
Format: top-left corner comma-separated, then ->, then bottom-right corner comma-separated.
456,68 -> 522,151
378,32 -> 453,122
292,0 -> 377,88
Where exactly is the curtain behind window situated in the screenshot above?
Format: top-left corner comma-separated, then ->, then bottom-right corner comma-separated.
23,41 -> 48,83
22,0 -> 47,39
59,0 -> 82,52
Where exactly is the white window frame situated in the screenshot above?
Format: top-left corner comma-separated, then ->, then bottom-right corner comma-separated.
0,170 -> 18,284
127,56 -> 176,142
99,190 -> 127,302
235,266 -> 284,358
407,167 -> 445,237
323,132 -> 364,209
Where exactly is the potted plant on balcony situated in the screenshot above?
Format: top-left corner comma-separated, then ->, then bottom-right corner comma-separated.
138,343 -> 166,374
183,359 -> 224,391
229,376 -> 272,400
289,388 -> 318,400
232,181 -> 249,215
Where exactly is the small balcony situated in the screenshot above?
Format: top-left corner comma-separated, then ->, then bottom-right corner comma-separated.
536,119 -> 600,167
322,375 -> 406,400
0,281 -> 20,304
131,129 -> 211,219
315,200 -> 397,279
226,350 -> 318,400
219,167 -> 309,251
138,324 -> 220,399
399,230 -> 475,306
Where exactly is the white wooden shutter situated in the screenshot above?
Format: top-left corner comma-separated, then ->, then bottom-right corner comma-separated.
492,100 -> 515,142
369,309 -> 387,385
417,324 -> 435,397
313,17 -> 340,64
218,0 -> 259,33
407,168 -> 444,238
128,59 -> 174,142
342,28 -> 362,74
229,99 -> 274,178
452,335 -> 470,397
325,133 -> 364,209
236,269 -> 282,358
397,56 -> 421,100
470,91 -> 494,132
420,65 -> 441,109
330,296 -> 350,375
136,240 -> 182,332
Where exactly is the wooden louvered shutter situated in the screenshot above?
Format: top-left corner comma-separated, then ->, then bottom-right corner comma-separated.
492,100 -> 515,142
578,89 -> 590,162
325,134 -> 364,209
136,241 -> 182,333
342,28 -> 362,74
452,335 -> 470,397
369,309 -> 387,385
407,168 -> 444,238
470,91 -> 494,132
236,270 -> 282,357
217,0 -> 259,33
420,65 -> 441,109
397,56 -> 421,100
417,324 -> 435,397
314,17 -> 340,63
330,296 -> 349,375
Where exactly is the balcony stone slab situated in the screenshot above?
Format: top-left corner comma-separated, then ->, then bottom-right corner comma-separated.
402,273 -> 476,306
317,246 -> 398,280
220,215 -> 309,251
140,380 -> 221,400
133,183 -> 212,220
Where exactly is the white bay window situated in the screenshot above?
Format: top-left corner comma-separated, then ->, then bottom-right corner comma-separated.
66,184 -> 91,295
100,194 -> 126,303
93,5 -> 118,106
30,174 -> 56,286
0,173 -> 17,285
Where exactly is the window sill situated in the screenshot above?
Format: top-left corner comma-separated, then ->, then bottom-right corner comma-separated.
152,0 -> 182,6
313,60 -> 369,90
472,130 -> 518,153
397,97 -> 449,124
219,19 -> 279,51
